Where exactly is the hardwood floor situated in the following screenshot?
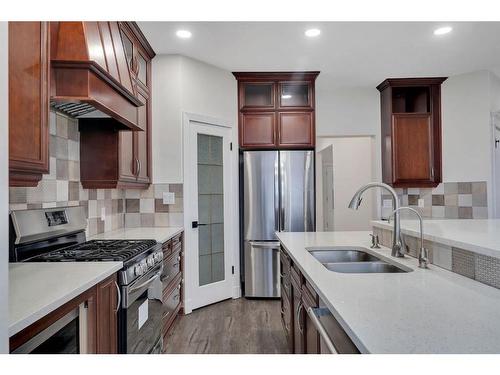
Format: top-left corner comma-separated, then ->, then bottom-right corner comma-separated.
163,298 -> 290,354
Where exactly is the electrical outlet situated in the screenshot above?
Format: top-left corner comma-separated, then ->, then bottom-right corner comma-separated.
418,198 -> 425,208
163,192 -> 175,205
101,207 -> 106,221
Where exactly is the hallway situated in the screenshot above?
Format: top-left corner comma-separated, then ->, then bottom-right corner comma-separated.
163,298 -> 290,354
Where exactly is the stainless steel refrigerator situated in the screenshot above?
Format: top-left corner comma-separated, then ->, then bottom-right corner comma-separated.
242,150 -> 315,297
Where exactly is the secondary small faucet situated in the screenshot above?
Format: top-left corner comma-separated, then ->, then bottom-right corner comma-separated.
348,182 -> 404,258
388,206 -> 429,269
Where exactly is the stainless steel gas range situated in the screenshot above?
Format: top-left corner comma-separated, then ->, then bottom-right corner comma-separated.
9,206 -> 164,354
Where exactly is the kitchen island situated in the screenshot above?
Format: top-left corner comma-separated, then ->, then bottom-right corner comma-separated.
276,231 -> 500,353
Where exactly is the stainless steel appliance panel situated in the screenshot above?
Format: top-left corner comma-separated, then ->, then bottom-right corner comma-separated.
279,150 -> 315,232
121,265 -> 164,354
244,240 -> 280,297
243,151 -> 279,241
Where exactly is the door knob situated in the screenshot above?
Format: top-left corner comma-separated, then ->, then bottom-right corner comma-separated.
191,221 -> 207,229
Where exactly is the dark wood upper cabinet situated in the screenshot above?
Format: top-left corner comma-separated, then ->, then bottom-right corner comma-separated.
278,81 -> 313,109
239,82 -> 275,110
239,112 -> 276,148
233,72 -> 319,150
278,112 -> 314,147
8,22 -> 50,187
377,77 -> 447,188
79,23 -> 154,189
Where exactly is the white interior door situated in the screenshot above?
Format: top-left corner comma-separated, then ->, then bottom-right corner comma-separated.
184,118 -> 234,312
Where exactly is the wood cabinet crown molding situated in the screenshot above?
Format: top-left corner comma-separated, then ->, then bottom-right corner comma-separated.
233,71 -> 320,81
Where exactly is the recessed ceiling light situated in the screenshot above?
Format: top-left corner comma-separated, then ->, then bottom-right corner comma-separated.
305,28 -> 321,38
281,94 -> 292,99
176,30 -> 192,39
433,26 -> 452,36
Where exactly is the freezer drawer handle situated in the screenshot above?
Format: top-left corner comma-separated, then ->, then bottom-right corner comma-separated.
249,241 -> 280,249
306,307 -> 338,354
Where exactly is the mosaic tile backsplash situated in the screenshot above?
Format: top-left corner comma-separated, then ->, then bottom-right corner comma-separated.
381,181 -> 488,220
9,111 -> 184,237
373,227 -> 500,290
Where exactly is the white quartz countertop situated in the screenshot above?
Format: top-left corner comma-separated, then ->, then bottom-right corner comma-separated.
276,231 -> 500,354
372,219 -> 500,259
9,262 -> 122,337
90,227 -> 183,244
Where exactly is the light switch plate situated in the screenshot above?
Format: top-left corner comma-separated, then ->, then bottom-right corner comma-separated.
100,207 -> 106,221
418,198 -> 425,208
163,192 -> 175,205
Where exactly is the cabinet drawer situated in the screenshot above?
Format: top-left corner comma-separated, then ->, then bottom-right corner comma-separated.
290,264 -> 302,288
161,248 -> 181,291
162,278 -> 181,322
162,239 -> 172,257
171,233 -> 182,247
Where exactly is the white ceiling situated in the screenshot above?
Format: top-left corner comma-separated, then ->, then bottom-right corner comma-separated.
139,22 -> 500,88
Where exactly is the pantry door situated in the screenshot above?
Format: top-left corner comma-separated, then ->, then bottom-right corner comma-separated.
183,114 -> 236,313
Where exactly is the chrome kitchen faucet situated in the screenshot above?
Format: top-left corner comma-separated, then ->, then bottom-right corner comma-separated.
388,206 -> 429,269
348,182 -> 405,258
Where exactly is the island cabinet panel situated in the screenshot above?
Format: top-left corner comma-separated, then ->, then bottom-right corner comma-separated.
8,21 -> 50,187
279,245 -> 360,354
377,77 -> 446,188
234,72 -> 319,150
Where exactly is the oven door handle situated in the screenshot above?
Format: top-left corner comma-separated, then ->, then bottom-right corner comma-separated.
128,270 -> 162,294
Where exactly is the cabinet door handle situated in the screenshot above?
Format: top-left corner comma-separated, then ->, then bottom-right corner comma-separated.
296,302 -> 304,334
134,158 -> 140,177
137,159 -> 142,177
114,281 -> 121,313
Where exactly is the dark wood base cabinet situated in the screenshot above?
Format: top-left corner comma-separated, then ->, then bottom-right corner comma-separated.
9,274 -> 118,354
160,232 -> 184,351
280,246 -> 360,354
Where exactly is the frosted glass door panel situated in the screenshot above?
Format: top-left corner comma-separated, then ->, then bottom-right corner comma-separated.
197,134 -> 225,286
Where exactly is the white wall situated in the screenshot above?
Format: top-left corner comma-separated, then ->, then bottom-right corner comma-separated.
316,137 -> 376,231
315,79 -> 382,223
441,71 -> 495,215
0,22 -> 9,353
152,55 -> 237,183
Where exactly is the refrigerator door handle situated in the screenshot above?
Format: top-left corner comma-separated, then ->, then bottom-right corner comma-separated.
274,153 -> 280,233
248,241 -> 281,249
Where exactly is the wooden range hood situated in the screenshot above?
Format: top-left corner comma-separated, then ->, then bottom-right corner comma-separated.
50,22 -> 144,131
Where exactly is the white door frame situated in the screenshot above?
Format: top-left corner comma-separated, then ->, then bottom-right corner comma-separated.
182,112 -> 240,314
491,112 -> 500,218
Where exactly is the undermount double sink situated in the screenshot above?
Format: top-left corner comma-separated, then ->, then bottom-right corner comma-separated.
307,247 -> 412,274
